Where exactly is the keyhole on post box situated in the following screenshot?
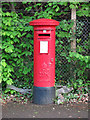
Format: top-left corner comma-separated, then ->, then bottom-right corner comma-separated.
48,58 -> 54,66
43,30 -> 46,33
51,58 -> 53,62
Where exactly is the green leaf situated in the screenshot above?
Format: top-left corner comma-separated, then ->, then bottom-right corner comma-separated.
14,38 -> 19,43
6,78 -> 13,85
55,6 -> 59,12
79,79 -> 83,85
69,4 -> 75,9
5,88 -> 10,93
0,77 -> 2,83
6,12 -> 10,16
73,82 -> 77,89
49,3 -> 52,6
61,52 -> 66,57
10,35 -> 14,38
5,46 -> 13,53
21,32 -> 26,37
3,78 -> 7,81
60,41 -> 63,44
77,38 -> 81,43
58,2 -> 67,6
11,90 -> 16,94
1,59 -> 7,67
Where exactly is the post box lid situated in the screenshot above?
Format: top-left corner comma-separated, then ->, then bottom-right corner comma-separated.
29,18 -> 59,26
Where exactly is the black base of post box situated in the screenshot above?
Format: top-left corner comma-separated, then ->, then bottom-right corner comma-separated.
33,86 -> 55,104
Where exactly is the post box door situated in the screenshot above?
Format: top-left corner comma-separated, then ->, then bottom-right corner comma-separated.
34,29 -> 55,87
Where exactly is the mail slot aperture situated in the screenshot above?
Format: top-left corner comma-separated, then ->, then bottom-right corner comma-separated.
39,34 -> 50,36
38,34 -> 50,38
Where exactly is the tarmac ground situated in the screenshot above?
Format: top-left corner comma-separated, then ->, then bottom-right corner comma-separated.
2,101 -> 88,119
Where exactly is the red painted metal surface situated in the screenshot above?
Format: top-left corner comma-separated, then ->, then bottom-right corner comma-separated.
29,18 -> 59,26
29,18 -> 59,87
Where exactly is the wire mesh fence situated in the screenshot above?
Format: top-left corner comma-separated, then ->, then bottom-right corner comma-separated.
55,16 -> 89,86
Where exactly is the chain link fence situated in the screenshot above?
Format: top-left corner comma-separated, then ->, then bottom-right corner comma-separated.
55,16 -> 89,86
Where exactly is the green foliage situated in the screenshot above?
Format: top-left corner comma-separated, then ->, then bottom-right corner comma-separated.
1,2 -> 89,98
68,52 -> 89,90
1,6 -> 34,91
77,3 -> 90,17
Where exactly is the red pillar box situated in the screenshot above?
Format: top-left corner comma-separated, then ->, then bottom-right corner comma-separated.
29,18 -> 59,104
